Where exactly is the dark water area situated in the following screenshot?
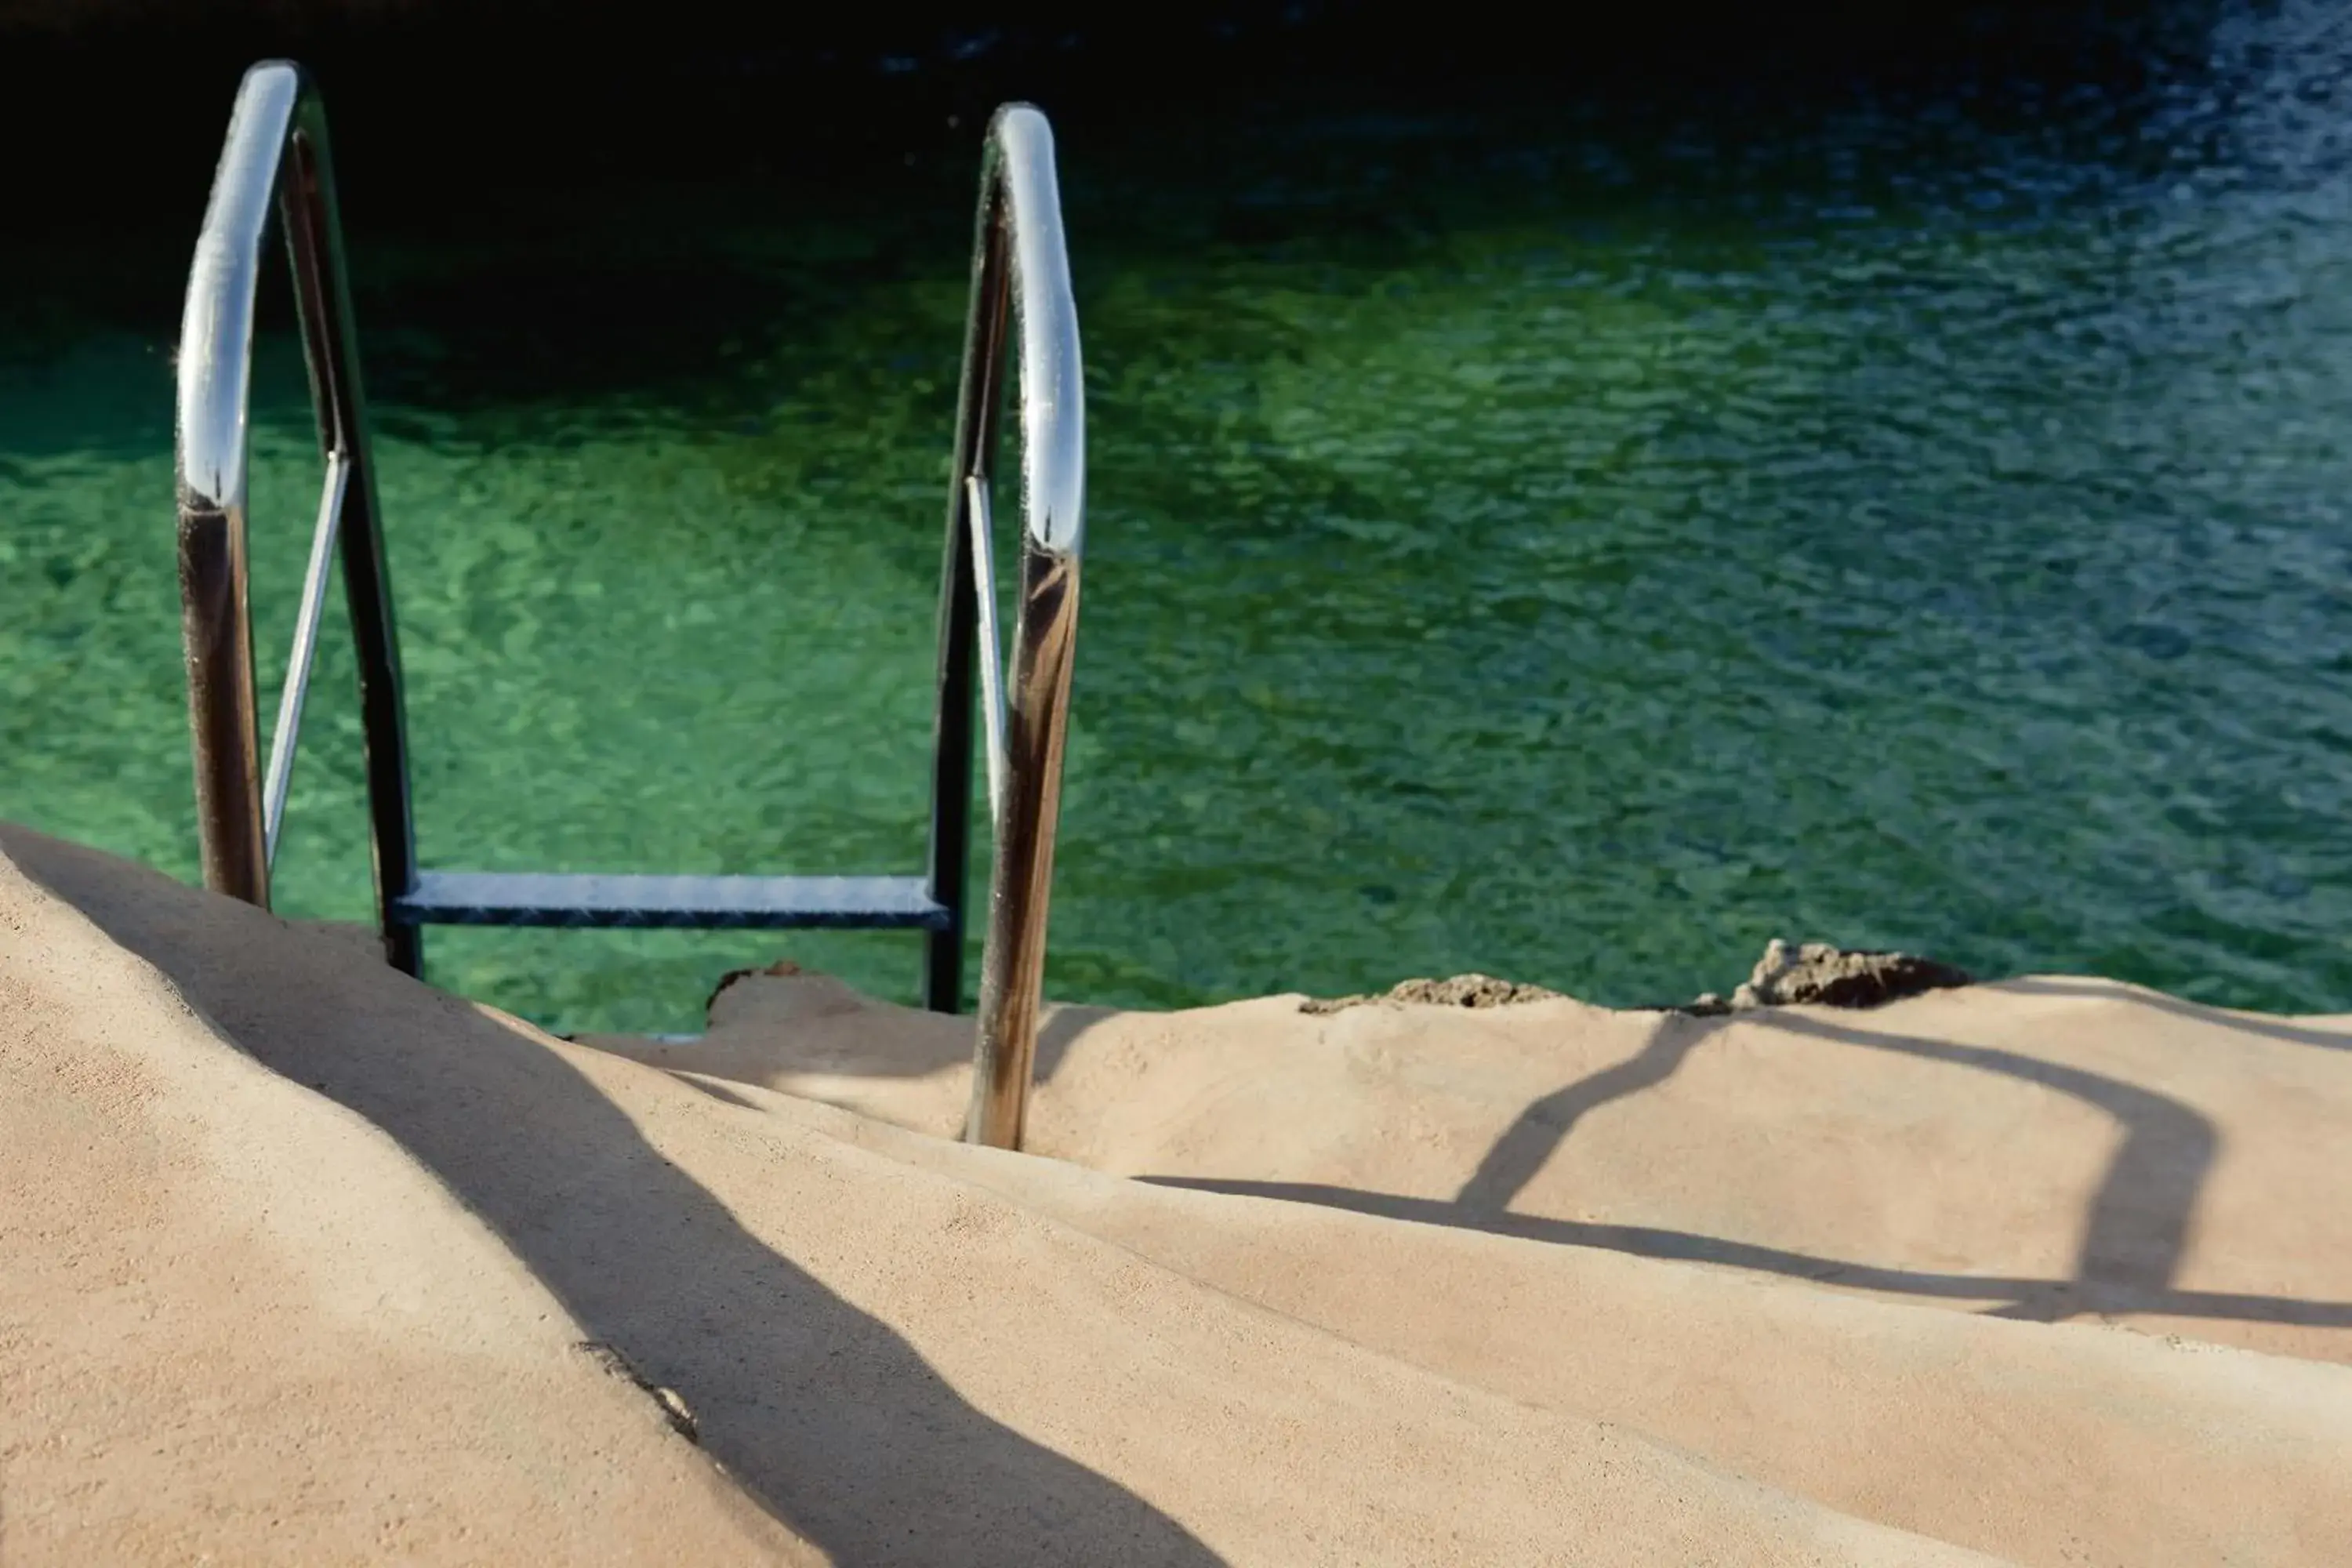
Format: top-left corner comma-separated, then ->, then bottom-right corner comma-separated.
9,1 -> 2352,1031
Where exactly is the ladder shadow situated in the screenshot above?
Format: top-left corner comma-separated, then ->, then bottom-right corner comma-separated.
1135,1175 -> 2352,1330
1744,1009 -> 2215,1303
5,827 -> 1221,1568
1151,1001 -> 2352,1334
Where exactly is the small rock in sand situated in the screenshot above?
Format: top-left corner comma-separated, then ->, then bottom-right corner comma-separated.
1715,938 -> 1973,1012
1302,973 -> 1564,1014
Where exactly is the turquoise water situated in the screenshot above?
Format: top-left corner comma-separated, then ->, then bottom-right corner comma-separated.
9,9 -> 2352,1031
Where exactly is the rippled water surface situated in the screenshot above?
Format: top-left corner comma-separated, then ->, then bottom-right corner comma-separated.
8,5 -> 2352,1030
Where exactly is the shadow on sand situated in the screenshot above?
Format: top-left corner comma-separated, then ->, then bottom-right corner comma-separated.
6,828 -> 1221,1568
1149,998 -> 2352,1333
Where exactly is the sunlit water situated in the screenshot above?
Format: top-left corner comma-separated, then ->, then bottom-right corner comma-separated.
7,5 -> 2352,1032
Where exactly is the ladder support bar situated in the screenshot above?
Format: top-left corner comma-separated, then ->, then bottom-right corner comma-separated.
965,473 -> 1011,825
262,450 -> 349,865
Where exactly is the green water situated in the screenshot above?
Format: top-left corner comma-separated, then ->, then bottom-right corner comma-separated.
9,10 -> 2352,1031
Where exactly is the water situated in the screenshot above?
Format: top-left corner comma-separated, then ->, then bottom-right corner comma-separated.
9,5 -> 2352,1032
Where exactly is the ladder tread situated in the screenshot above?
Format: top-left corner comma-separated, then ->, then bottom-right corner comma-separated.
394,870 -> 951,931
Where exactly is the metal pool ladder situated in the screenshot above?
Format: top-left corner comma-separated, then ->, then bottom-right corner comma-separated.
173,60 -> 1084,1149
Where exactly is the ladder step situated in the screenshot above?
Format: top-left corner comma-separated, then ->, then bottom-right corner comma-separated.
393,871 -> 951,931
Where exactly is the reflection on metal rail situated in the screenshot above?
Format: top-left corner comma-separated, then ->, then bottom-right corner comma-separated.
174,62 -> 416,967
174,65 -> 1086,1148
950,108 -> 1087,1150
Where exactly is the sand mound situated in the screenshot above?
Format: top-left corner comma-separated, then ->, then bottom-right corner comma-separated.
624,947 -> 2352,1367
7,824 -> 2351,1565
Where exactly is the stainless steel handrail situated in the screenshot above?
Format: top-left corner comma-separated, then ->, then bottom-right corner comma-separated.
174,60 -> 419,970
953,106 -> 1087,1151
174,70 -> 1087,1149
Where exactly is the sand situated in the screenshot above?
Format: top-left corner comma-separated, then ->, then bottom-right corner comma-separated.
5,823 -> 2349,1565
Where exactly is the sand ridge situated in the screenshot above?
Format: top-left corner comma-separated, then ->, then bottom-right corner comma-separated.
6,823 -> 2350,1563
622,953 -> 2352,1364
0,833 -> 807,1565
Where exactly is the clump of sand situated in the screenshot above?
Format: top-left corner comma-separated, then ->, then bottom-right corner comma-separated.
1301,971 -> 1565,1011
1301,938 -> 1976,1015
7,822 -> 2352,1566
1686,936 -> 1976,1013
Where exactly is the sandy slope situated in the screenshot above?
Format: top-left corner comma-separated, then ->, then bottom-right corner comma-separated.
0,836 -> 806,1565
628,956 -> 2352,1364
5,823 -> 2350,1565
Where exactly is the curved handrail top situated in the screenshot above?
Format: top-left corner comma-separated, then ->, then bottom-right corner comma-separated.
176,61 -> 307,518
989,105 -> 1086,560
